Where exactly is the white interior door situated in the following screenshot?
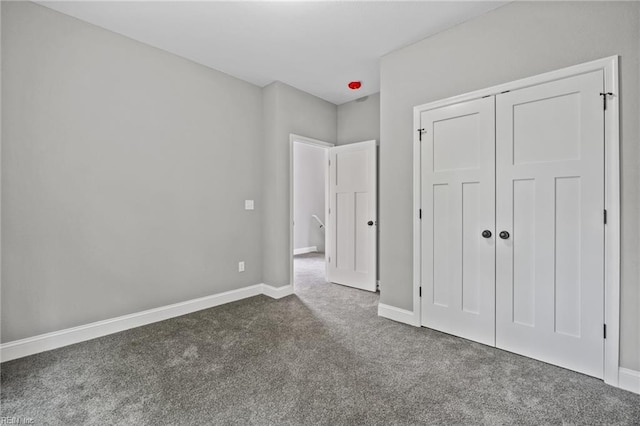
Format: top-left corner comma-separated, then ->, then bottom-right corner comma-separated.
328,140 -> 377,292
420,97 -> 496,346
495,70 -> 605,378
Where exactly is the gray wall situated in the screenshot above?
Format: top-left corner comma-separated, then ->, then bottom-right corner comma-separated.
379,1 -> 640,370
293,142 -> 326,252
337,93 -> 380,145
262,82 -> 336,287
1,2 -> 264,342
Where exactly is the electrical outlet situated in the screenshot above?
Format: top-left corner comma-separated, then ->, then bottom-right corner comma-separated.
245,200 -> 254,210
238,261 -> 245,272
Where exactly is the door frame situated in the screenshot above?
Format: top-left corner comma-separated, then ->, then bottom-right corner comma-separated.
412,56 -> 620,386
289,134 -> 334,290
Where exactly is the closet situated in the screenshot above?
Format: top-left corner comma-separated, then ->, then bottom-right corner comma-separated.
414,58 -> 619,379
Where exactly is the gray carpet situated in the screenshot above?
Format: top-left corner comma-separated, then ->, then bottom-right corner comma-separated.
1,252 -> 639,425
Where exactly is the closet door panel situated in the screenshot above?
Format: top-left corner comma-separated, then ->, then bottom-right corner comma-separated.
495,70 -> 605,378
420,97 -> 496,346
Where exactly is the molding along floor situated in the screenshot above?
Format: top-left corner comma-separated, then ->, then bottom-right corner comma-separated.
0,283 -> 293,362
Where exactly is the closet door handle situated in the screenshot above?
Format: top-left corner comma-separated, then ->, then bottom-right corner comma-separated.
481,230 -> 492,238
499,231 -> 510,240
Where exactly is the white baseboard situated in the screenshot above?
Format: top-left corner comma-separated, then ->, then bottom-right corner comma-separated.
0,283 -> 292,363
261,284 -> 294,299
293,246 -> 317,255
619,367 -> 640,394
378,303 -> 420,327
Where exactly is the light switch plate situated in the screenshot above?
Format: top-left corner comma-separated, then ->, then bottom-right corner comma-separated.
238,261 -> 245,272
245,200 -> 254,210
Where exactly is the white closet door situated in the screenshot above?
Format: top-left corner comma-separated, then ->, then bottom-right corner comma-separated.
495,71 -> 605,378
420,97 -> 496,346
328,140 -> 377,292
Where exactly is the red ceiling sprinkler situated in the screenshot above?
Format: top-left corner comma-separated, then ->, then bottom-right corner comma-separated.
348,81 -> 362,90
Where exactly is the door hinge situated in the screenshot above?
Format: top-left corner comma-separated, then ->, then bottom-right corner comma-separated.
600,92 -> 613,110
328,207 -> 331,214
328,256 -> 331,263
328,159 -> 331,167
603,324 -> 607,339
419,209 -> 422,220
419,286 -> 422,297
604,209 -> 607,224
417,128 -> 425,142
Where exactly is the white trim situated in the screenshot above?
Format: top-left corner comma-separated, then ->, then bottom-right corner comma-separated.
413,56 -> 620,113
289,134 -> 334,289
0,283 -> 289,362
293,246 -> 317,255
412,101 -> 422,327
618,368 -> 640,395
412,56 -> 620,385
261,284 -> 294,300
291,136 -> 334,149
378,303 -> 420,326
602,58 -> 621,387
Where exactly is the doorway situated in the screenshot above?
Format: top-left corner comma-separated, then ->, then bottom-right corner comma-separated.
290,135 -> 333,290
290,135 -> 378,293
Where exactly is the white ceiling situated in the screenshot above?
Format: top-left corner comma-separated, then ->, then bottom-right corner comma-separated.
38,1 -> 507,105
